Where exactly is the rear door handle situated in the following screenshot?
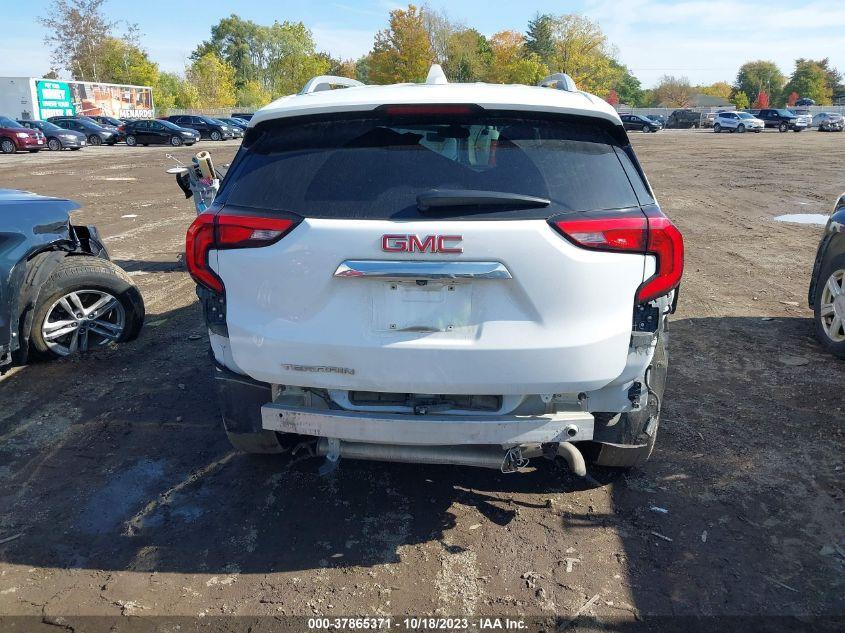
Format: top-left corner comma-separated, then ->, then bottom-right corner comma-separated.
333,260 -> 512,280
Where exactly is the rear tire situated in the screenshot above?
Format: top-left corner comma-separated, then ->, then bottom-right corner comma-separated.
813,254 -> 845,359
125,135 -> 137,146
586,334 -> 667,469
713,123 -> 721,133
29,256 -> 145,359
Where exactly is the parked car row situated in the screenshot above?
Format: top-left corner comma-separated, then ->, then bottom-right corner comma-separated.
0,113 -> 251,153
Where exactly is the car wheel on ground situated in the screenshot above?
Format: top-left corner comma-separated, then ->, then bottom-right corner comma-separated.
713,123 -> 721,133
125,135 -> 137,146
813,254 -> 845,359
0,139 -> 16,153
737,124 -> 745,133
643,125 -> 652,133
170,135 -> 183,146
779,122 -> 788,132
88,134 -> 102,146
210,130 -> 222,141
29,256 -> 145,359
47,138 -> 62,151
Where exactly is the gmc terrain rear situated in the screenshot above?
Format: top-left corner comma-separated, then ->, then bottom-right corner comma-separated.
185,67 -> 684,478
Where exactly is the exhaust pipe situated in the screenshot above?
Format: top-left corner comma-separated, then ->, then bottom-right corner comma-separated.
316,439 -> 587,476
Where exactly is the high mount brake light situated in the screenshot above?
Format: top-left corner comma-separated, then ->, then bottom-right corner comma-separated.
381,105 -> 478,116
185,213 -> 297,293
552,210 -> 684,303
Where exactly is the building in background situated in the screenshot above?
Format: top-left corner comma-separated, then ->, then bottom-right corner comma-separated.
0,77 -> 154,120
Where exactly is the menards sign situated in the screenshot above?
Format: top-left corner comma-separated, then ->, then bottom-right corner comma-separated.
35,79 -> 154,119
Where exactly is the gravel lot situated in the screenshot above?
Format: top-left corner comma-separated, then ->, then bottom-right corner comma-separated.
0,130 -> 843,630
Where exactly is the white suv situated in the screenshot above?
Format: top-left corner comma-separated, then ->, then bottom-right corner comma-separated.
713,111 -> 764,133
186,66 -> 684,477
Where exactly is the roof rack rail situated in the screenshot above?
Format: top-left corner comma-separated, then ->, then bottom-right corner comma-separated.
300,75 -> 364,95
537,73 -> 578,92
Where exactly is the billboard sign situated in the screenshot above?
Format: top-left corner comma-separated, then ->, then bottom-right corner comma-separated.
35,79 -> 154,119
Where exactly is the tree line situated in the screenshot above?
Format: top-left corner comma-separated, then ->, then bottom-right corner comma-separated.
38,0 -> 844,114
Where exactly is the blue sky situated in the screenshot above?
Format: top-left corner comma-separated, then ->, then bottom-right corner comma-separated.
4,0 -> 845,88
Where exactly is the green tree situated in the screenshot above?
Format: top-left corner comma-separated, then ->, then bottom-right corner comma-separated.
192,14 -> 263,88
524,14 -> 556,66
187,52 -> 237,108
236,80 -> 272,109
734,61 -> 785,108
731,91 -> 750,110
609,60 -> 643,106
525,14 -> 620,96
369,4 -> 435,84
98,36 -> 159,86
155,72 -> 199,114
194,15 -> 330,97
484,31 -> 546,85
443,29 -> 491,82
38,0 -> 116,81
263,21 -> 330,95
784,59 -> 834,104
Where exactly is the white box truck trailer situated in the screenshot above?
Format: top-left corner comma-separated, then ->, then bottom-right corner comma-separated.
0,77 -> 154,120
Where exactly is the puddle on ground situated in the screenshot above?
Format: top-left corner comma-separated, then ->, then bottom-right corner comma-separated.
773,213 -> 829,226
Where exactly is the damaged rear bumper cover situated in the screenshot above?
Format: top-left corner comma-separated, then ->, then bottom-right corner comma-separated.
261,403 -> 594,446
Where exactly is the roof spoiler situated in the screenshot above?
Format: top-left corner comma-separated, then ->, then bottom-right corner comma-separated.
300,76 -> 364,95
538,73 -> 578,92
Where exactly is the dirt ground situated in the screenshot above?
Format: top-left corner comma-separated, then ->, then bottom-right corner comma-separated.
0,130 -> 843,631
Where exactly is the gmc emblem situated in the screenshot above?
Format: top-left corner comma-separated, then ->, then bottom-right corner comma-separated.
381,234 -> 463,254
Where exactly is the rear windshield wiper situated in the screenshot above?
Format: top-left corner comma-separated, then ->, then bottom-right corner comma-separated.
417,189 -> 551,212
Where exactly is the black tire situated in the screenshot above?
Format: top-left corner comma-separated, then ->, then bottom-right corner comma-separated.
210,130 -> 222,141
585,334 -> 668,469
170,135 -> 183,146
713,123 -> 721,133
0,138 -> 16,154
737,124 -> 746,133
779,122 -> 788,132
125,135 -> 137,146
813,253 -> 845,359
88,134 -> 102,146
29,256 -> 145,359
47,138 -> 62,151
643,125 -> 653,133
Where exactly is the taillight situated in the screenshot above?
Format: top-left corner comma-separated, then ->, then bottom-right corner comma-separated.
185,213 -> 297,293
551,209 -> 684,303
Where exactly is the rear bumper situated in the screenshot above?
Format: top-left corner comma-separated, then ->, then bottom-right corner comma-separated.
262,402 -> 594,446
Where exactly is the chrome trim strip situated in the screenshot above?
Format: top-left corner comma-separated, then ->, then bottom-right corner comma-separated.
333,260 -> 512,280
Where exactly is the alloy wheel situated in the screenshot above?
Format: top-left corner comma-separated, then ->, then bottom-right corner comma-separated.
47,138 -> 62,151
0,139 -> 15,153
819,269 -> 845,343
41,290 -> 126,356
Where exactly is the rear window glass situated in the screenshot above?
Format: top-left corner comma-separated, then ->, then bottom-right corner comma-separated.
223,113 -> 647,220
